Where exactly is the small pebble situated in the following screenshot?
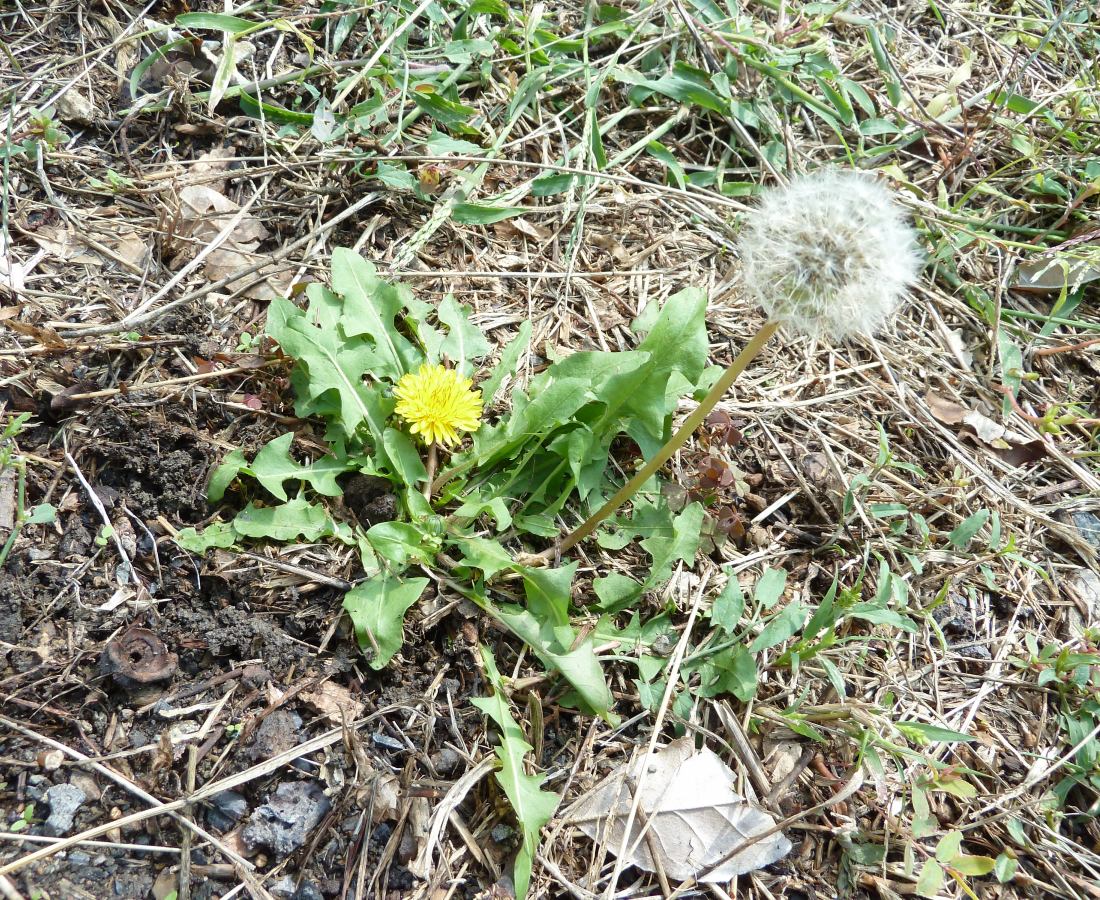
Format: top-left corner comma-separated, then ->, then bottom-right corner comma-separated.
291,882 -> 324,900
242,781 -> 331,858
207,790 -> 249,831
430,747 -> 461,775
44,783 -> 86,836
269,875 -> 296,898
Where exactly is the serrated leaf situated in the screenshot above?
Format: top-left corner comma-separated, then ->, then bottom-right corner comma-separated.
480,320 -> 531,404
330,248 -> 421,381
174,522 -> 237,553
454,535 -> 515,579
453,493 -> 513,530
266,294 -> 393,443
490,603 -> 614,721
472,647 -> 559,900
343,574 -> 429,669
627,286 -> 708,447
208,449 -> 249,502
521,562 -> 577,629
617,62 -> 727,113
437,295 -> 490,375
640,501 -> 704,588
248,433 -> 349,500
232,497 -> 333,542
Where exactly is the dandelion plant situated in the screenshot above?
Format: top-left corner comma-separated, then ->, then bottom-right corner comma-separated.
394,362 -> 483,496
546,169 -> 922,560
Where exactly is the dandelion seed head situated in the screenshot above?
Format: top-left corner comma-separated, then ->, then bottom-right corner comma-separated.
738,170 -> 922,339
394,363 -> 483,447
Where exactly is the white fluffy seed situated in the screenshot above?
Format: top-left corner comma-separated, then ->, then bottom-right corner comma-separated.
738,170 -> 922,339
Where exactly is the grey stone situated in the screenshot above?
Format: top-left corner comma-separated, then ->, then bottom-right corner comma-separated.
44,784 -> 86,836
1070,511 -> 1100,551
269,875 -> 297,897
430,747 -> 461,775
291,882 -> 324,900
248,709 -> 303,761
242,781 -> 331,858
207,790 -> 249,831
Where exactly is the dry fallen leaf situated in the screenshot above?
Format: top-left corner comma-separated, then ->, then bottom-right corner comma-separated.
404,796 -> 432,865
495,217 -> 551,242
178,184 -> 270,245
924,391 -> 1046,465
564,737 -> 791,882
1014,244 -> 1100,292
191,147 -> 237,194
1067,568 -> 1100,641
173,183 -> 291,299
110,230 -> 152,269
31,225 -> 101,264
300,680 -> 365,723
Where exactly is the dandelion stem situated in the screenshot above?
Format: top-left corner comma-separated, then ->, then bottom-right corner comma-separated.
424,442 -> 438,501
542,320 -> 780,561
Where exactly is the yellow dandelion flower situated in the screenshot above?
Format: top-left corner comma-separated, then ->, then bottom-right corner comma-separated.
394,363 -> 483,447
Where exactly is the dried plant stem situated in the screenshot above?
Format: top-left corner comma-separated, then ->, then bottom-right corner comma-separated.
530,321 -> 780,564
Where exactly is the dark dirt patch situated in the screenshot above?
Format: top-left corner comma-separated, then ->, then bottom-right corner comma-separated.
82,407 -> 216,520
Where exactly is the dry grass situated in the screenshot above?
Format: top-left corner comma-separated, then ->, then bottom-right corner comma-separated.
1,0 -> 1099,898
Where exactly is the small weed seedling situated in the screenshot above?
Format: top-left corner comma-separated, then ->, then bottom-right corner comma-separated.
0,414 -> 57,568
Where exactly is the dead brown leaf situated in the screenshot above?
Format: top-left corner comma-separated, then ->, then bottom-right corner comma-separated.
171,183 -> 291,299
564,737 -> 791,882
300,680 -> 365,723
2,318 -> 67,349
925,391 -> 1047,467
1015,246 -> 1100,292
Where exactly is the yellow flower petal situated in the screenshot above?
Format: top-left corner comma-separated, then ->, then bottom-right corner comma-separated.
394,363 -> 483,446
